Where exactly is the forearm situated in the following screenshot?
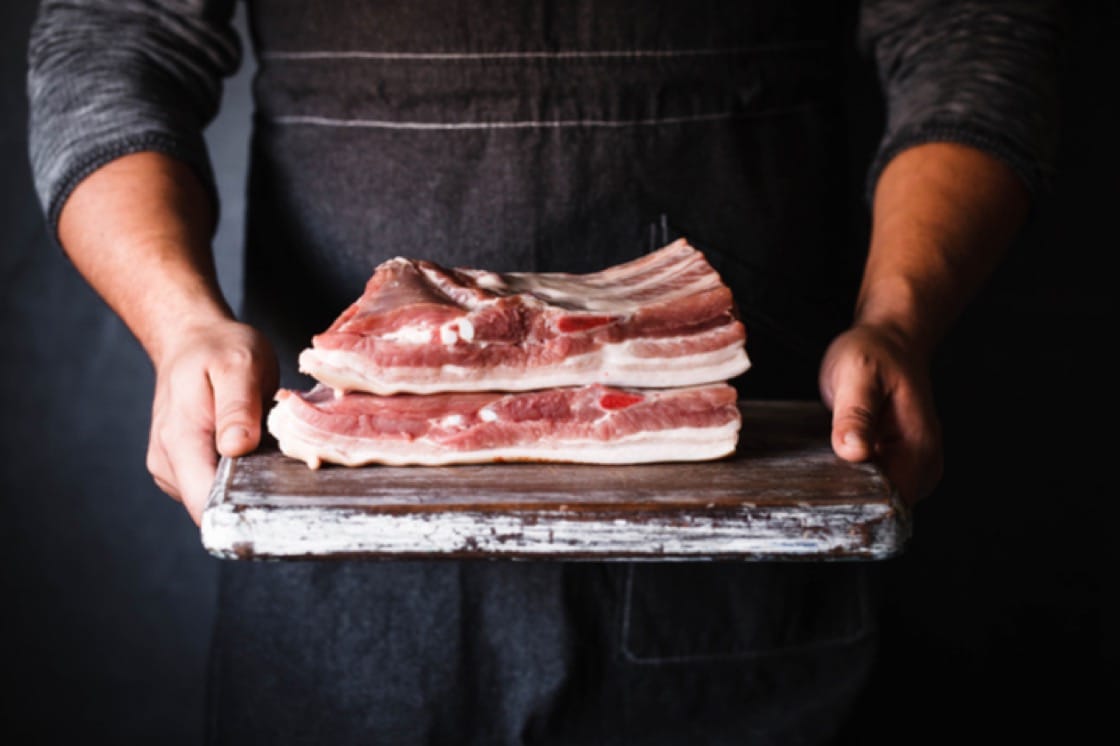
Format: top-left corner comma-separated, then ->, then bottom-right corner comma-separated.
57,150 -> 275,522
857,142 -> 1030,361
820,142 -> 1030,501
57,151 -> 234,366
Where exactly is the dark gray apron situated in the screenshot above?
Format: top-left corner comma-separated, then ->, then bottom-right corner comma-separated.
213,1 -> 875,743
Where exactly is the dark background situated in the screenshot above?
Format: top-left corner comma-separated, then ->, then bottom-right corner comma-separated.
2,2 -> 1115,744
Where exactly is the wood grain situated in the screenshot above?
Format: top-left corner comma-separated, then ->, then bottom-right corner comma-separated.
200,401 -> 909,560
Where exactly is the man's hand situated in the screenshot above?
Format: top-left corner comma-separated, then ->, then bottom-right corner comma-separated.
56,152 -> 279,525
147,319 -> 278,524
819,324 -> 942,506
823,142 -> 1030,504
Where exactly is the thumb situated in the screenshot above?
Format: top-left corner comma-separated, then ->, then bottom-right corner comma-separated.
210,364 -> 265,457
828,359 -> 884,463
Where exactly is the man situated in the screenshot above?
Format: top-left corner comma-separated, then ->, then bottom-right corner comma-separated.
28,0 -> 1057,742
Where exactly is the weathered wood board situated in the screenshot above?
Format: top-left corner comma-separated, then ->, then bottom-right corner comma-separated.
201,401 -> 909,560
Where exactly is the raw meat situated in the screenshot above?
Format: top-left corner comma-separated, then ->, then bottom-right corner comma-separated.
299,239 -> 749,394
267,383 -> 742,468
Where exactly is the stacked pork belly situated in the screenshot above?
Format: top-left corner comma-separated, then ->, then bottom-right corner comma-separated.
268,239 -> 751,468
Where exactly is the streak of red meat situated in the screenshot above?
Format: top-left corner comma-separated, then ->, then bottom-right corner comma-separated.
556,315 -> 616,333
598,392 -> 644,410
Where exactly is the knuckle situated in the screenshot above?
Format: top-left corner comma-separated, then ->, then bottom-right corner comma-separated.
853,350 -> 877,370
216,346 -> 254,373
833,345 -> 877,374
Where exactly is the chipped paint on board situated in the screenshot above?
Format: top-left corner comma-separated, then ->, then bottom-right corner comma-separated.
200,401 -> 910,560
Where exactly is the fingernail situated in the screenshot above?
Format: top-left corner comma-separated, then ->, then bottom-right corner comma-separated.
843,431 -> 864,450
220,426 -> 250,451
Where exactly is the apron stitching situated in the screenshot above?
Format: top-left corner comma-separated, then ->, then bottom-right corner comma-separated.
268,106 -> 813,130
260,43 -> 829,61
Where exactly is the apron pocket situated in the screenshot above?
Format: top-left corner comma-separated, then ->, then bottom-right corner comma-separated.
620,562 -> 871,664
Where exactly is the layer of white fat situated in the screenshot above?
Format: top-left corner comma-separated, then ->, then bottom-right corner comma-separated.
380,325 -> 434,344
267,404 -> 321,469
268,399 -> 740,468
378,318 -> 479,348
299,334 -> 750,395
440,413 -> 468,428
469,271 -> 507,293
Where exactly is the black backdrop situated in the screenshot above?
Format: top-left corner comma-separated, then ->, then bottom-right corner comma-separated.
2,3 -> 1116,744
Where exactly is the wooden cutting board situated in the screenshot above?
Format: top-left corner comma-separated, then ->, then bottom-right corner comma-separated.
200,400 -> 909,560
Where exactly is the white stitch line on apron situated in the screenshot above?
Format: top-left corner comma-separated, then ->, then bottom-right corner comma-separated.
261,43 -> 827,62
269,111 -> 746,130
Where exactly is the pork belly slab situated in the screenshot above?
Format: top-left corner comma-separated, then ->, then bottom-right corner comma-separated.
299,239 -> 750,395
268,383 -> 742,468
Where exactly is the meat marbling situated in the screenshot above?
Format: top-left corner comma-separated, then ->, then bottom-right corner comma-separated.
268,383 -> 742,468
299,239 -> 750,394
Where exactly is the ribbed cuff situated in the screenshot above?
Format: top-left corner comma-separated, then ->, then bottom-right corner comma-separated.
43,131 -> 220,248
865,121 -> 1053,205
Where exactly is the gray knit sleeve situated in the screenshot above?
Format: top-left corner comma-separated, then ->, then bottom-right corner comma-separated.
27,0 -> 241,236
859,0 -> 1061,198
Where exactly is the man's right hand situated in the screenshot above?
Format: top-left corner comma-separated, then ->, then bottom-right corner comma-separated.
54,152 -> 279,526
146,319 -> 278,525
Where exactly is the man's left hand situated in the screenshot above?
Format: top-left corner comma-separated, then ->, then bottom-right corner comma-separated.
819,323 -> 943,505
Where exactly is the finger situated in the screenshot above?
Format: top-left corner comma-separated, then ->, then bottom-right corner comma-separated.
875,385 -> 943,504
160,371 -> 220,526
146,440 -> 182,501
166,423 -> 219,526
828,357 -> 884,463
210,354 -> 266,458
147,406 -> 183,500
878,438 -> 942,505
